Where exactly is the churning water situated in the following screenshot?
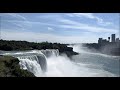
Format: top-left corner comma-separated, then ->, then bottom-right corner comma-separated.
1,45 -> 120,77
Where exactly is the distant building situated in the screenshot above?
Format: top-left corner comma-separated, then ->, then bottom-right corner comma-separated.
116,38 -> 119,42
111,34 -> 115,42
98,38 -> 102,44
102,39 -> 109,44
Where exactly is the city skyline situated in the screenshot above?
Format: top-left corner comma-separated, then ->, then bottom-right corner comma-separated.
0,13 -> 119,44
98,34 -> 120,44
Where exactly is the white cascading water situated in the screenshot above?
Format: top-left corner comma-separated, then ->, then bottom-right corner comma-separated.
1,47 -> 119,77
18,55 -> 44,77
1,49 -> 59,77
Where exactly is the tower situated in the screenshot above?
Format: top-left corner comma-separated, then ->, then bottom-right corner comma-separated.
111,34 -> 115,42
108,37 -> 110,42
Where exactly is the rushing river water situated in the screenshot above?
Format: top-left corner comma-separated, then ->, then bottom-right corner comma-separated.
71,45 -> 120,77
0,44 -> 119,77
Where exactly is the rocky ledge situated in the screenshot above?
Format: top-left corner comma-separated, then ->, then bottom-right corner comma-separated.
0,56 -> 35,77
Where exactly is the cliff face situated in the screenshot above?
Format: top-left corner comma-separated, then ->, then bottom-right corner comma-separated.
0,56 -> 35,77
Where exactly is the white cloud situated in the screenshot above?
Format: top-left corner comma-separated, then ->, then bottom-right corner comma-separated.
4,13 -> 27,21
95,17 -> 112,26
59,19 -> 118,33
59,19 -> 88,26
2,17 -> 117,33
0,13 -> 31,30
37,14 -> 63,21
16,17 -> 116,33
66,13 -> 113,26
65,14 -> 74,17
60,24 -> 118,33
2,20 -> 31,31
73,13 -> 95,19
47,27 -> 54,31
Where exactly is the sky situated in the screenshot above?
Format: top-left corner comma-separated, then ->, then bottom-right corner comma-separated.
0,13 -> 119,44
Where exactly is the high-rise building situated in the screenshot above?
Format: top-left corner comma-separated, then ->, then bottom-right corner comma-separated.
111,34 -> 115,42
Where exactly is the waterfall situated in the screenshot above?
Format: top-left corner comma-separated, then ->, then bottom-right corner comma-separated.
2,49 -> 59,77
18,55 -> 44,76
1,48 -> 118,77
39,49 -> 59,58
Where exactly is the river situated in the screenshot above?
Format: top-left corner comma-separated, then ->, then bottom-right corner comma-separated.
0,44 -> 119,77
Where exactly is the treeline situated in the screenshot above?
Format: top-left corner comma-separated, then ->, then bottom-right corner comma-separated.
0,40 -> 78,57
0,40 -> 31,51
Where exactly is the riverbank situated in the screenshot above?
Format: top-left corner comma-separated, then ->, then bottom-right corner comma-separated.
0,56 -> 35,77
0,40 -> 79,57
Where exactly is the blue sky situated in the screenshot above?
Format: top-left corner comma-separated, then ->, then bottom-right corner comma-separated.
0,13 -> 119,43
